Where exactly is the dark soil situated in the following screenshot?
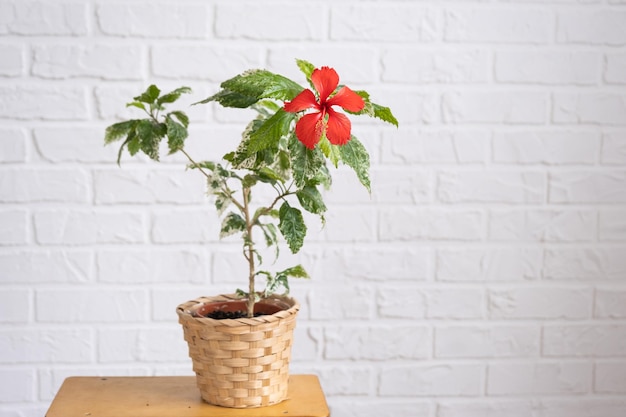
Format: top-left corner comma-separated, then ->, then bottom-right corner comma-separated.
204,310 -> 265,320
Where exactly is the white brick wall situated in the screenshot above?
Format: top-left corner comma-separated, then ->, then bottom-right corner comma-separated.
1,1 -> 625,416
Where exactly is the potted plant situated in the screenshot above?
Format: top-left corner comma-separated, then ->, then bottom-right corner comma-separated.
103,59 -> 397,408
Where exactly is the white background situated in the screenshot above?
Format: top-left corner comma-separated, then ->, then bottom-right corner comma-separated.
1,1 -> 626,416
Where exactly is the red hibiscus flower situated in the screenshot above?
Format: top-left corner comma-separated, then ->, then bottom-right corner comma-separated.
284,66 -> 365,149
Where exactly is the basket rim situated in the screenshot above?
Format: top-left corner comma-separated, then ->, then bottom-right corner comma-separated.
176,293 -> 300,326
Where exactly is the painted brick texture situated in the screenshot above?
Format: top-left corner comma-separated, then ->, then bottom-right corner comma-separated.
1,1 -> 625,417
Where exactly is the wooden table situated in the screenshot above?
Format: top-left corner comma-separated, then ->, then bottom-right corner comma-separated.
45,375 -> 329,417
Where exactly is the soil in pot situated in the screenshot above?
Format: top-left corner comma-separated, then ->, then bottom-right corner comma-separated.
193,299 -> 286,320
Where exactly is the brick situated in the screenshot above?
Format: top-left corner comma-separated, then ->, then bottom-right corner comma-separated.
98,249 -> 208,284
316,367 -> 371,396
436,248 -> 543,282
445,8 -> 552,44
488,287 -> 592,319
558,10 -> 626,45
601,132 -> 626,164
93,168 -> 205,205
267,46 -> 378,85
0,86 -> 88,120
0,43 -> 22,76
151,288 -> 219,322
495,50 -> 600,85
489,209 -> 595,242
33,127 -> 118,163
425,288 -> 484,319
94,85 -> 148,120
32,44 -> 144,80
442,91 -> 547,124
543,324 -> 626,356
380,364 -> 483,396
0,370 -> 35,402
0,250 -> 92,283
381,129 -> 490,165
291,325 -> 322,362
493,131 -> 600,164
370,169 -> 433,204
151,208 -> 219,243
439,399 -> 626,417
0,210 -> 28,245
1,2 -> 87,35
595,288 -> 626,318
211,249 -> 251,285
309,287 -> 373,320
377,288 -> 427,319
435,325 -> 539,358
487,362 -> 591,395
379,208 -> 483,241
97,3 -> 208,38
438,170 -> 545,203
553,93 -> 626,125
331,5 -> 439,42
605,52 -> 626,84
152,46 -> 261,80
549,171 -> 626,203
0,168 -> 89,203
308,247 -> 431,283
382,47 -> 489,83
374,89 -> 439,125
98,327 -> 187,362
544,247 -> 626,280
0,289 -> 29,323
0,329 -> 92,363
34,210 -> 144,245
216,4 -> 324,40
0,128 -> 26,162
36,289 -> 148,323
325,325 -> 430,360
595,361 -> 626,393
319,208 -> 377,242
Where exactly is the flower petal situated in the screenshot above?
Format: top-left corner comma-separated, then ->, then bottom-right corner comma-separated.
284,89 -> 318,113
295,112 -> 325,149
325,108 -> 352,146
327,86 -> 365,112
311,66 -> 339,103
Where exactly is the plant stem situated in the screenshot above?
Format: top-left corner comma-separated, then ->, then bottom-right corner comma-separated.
242,186 -> 255,318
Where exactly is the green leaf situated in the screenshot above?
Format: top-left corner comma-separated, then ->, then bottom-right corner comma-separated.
289,135 -> 325,188
126,101 -> 147,111
296,59 -> 315,79
339,136 -> 371,192
214,192 -> 231,215
220,212 -> 246,239
197,89 -> 259,108
200,69 -> 304,108
157,86 -> 192,106
136,119 -> 165,161
318,136 -> 341,168
165,116 -> 188,154
168,110 -> 189,128
248,109 -> 295,154
278,202 -> 307,254
104,120 -> 138,144
296,185 -> 327,215
134,85 -> 160,104
371,103 -> 399,127
280,264 -> 310,279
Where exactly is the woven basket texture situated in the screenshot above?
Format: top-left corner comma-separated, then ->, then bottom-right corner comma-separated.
177,294 -> 300,408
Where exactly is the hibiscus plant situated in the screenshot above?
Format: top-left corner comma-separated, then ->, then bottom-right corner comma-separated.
104,59 -> 397,318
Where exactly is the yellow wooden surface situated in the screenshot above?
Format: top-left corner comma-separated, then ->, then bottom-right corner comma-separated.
45,375 -> 329,417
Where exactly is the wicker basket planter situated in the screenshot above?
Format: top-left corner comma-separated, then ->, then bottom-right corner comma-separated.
176,294 -> 300,408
